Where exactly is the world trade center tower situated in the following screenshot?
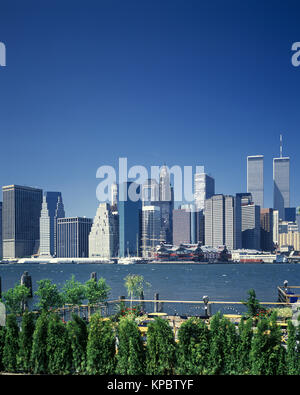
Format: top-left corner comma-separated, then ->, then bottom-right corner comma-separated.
247,155 -> 264,208
273,135 -> 290,221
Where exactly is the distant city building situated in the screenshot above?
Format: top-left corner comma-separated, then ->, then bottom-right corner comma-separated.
159,165 -> 173,244
141,205 -> 161,257
297,207 -> 300,232
40,192 -> 65,257
89,203 -> 118,258
173,205 -> 196,246
279,231 -> 300,252
247,155 -> 264,208
2,185 -> 43,258
118,182 -> 142,257
273,137 -> 290,220
204,194 -> 241,250
111,183 -> 118,210
279,221 -> 298,234
260,208 -> 274,252
194,173 -> 215,212
142,179 -> 159,206
273,210 -> 279,246
241,202 -> 261,251
0,202 -> 2,259
56,217 -> 92,258
285,207 -> 296,222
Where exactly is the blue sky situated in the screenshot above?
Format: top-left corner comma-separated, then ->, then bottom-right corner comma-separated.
0,0 -> 300,218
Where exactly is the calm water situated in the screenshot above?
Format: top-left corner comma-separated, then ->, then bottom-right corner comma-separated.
1,263 -> 300,315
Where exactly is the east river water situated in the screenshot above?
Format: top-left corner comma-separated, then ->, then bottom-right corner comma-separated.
0,263 -> 299,315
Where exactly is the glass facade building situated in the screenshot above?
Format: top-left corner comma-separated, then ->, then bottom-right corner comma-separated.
194,173 -> 215,212
141,205 -> 161,257
273,157 -> 290,221
40,192 -> 65,257
56,217 -> 92,258
247,155 -> 264,208
2,185 -> 43,258
118,182 -> 142,257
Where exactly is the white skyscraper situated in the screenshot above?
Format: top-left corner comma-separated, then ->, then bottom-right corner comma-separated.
247,155 -> 264,208
89,203 -> 118,258
273,135 -> 290,221
194,173 -> 215,211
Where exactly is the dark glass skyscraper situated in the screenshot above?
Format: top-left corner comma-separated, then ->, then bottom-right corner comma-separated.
118,182 -> 142,257
40,192 -> 65,257
2,185 -> 43,258
247,155 -> 264,208
56,217 -> 92,258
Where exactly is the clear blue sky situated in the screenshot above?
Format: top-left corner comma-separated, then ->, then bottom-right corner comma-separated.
0,0 -> 300,218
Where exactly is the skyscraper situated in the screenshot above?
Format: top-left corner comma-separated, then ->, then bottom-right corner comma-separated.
260,208 -> 274,252
141,205 -> 161,257
89,203 -> 118,258
194,173 -> 215,212
0,202 -> 2,259
40,192 -> 65,257
273,136 -> 290,220
241,199 -> 261,251
2,185 -> 43,258
247,155 -> 264,208
204,194 -> 241,250
56,217 -> 92,258
118,182 -> 142,257
172,207 -> 194,246
159,165 -> 173,244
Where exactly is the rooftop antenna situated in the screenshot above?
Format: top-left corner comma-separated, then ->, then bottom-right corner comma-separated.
280,134 -> 283,158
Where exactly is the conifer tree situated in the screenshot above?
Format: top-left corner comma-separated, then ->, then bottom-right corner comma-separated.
236,318 -> 253,374
67,313 -> 88,374
47,313 -> 72,375
0,325 -> 6,372
31,311 -> 50,374
2,314 -> 19,372
176,317 -> 210,374
146,317 -> 176,375
286,320 -> 300,375
86,313 -> 116,374
17,310 -> 35,373
116,317 -> 145,374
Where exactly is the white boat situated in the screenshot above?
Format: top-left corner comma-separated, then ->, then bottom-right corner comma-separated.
118,257 -> 136,265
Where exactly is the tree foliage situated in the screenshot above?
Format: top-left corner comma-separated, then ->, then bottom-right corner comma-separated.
17,310 -> 35,373
2,314 -> 19,372
34,279 -> 64,312
116,317 -> 145,374
1,284 -> 31,315
146,317 -> 176,375
67,313 -> 88,374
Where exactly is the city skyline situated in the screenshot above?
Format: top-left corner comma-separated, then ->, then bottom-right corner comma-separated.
0,1 -> 300,219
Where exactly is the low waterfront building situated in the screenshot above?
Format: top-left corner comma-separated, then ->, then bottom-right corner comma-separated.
231,249 -> 277,263
279,231 -> 300,252
154,243 -> 229,262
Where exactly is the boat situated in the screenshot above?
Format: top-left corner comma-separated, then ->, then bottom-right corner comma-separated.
117,257 -> 149,265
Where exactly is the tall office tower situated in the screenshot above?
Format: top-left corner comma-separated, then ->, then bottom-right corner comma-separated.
89,203 -> 118,258
204,194 -> 241,250
172,206 -> 195,246
273,210 -> 279,246
56,217 -> 92,258
111,183 -> 118,210
118,182 -> 142,257
159,165 -> 174,244
247,155 -> 264,208
0,202 -> 2,259
273,135 -> 290,220
141,205 -> 161,257
40,192 -> 65,257
205,195 -> 225,248
142,179 -> 159,206
296,207 -> 300,232
260,208 -> 274,252
2,185 -> 43,258
194,173 -> 215,211
241,203 -> 261,250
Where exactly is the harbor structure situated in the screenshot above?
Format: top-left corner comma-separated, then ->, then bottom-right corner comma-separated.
247,155 -> 264,208
89,202 -> 119,259
56,217 -> 92,258
2,185 -> 43,258
273,135 -> 290,220
39,192 -> 65,257
118,181 -> 142,257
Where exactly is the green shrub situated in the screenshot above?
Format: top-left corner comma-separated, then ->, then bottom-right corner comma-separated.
2,314 -> 19,372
